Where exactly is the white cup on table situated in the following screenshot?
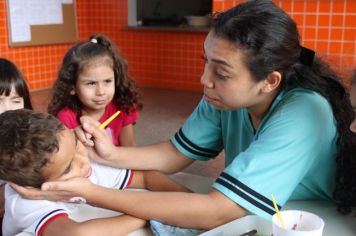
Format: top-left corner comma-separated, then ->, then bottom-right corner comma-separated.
272,210 -> 324,236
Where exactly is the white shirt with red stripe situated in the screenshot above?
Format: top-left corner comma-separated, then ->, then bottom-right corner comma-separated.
2,162 -> 133,236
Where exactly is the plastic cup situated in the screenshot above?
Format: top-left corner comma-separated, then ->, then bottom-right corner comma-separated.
272,210 -> 324,236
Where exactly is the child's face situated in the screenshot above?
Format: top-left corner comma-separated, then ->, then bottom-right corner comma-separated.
73,58 -> 115,114
41,128 -> 92,182
350,82 -> 356,133
0,85 -> 24,114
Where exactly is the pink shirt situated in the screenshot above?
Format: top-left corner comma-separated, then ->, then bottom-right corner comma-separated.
57,102 -> 139,146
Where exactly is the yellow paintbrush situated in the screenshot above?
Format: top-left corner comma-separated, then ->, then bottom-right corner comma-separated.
99,111 -> 121,130
271,194 -> 285,229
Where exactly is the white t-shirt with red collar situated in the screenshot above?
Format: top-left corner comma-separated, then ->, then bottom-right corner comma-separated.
2,162 -> 133,236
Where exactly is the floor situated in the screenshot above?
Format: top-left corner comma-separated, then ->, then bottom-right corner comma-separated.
31,87 -> 224,179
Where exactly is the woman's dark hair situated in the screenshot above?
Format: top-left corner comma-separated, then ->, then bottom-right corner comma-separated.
0,58 -> 33,110
48,34 -> 142,117
213,0 -> 355,213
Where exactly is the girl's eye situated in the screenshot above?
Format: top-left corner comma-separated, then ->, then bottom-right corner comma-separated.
104,79 -> 113,84
11,98 -> 23,104
214,71 -> 228,80
86,82 -> 95,86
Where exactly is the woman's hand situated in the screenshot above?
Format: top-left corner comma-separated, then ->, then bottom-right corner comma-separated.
74,116 -> 117,165
9,177 -> 93,202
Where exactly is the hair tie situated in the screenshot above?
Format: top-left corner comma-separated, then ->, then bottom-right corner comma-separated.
90,38 -> 98,44
299,46 -> 315,67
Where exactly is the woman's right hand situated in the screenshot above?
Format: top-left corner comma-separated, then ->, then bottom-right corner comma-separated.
77,116 -> 117,165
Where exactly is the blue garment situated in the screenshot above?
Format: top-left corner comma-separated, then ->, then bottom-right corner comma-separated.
150,220 -> 203,236
171,89 -> 337,219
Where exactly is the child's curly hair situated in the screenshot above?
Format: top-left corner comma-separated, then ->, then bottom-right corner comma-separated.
0,109 -> 64,187
48,34 -> 142,116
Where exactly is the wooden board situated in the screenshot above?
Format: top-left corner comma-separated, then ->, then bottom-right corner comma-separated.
7,2 -> 77,47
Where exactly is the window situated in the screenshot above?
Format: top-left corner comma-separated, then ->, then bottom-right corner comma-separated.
129,0 -> 212,27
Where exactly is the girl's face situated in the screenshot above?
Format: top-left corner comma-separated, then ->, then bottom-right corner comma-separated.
0,85 -> 24,114
73,58 -> 115,115
200,31 -> 266,111
350,82 -> 356,133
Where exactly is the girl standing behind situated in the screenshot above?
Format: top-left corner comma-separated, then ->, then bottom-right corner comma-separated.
0,57 -> 33,236
48,34 -> 141,146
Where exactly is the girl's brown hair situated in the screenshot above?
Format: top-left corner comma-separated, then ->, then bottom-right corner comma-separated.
48,34 -> 142,117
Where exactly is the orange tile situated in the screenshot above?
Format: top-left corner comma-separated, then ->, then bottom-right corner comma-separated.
305,15 -> 317,26
318,15 -> 330,27
280,1 -> 292,13
329,42 -> 342,54
345,15 -> 356,28
303,40 -> 315,50
306,1 -> 317,12
332,1 -> 345,13
303,28 -> 316,40
346,1 -> 356,13
317,28 -> 329,40
343,42 -> 355,55
319,2 -> 331,13
316,41 -> 329,53
331,15 -> 344,27
224,2 -> 235,10
292,14 -> 304,26
330,29 -> 343,41
344,28 -> 356,41
293,1 -> 305,13
213,2 -> 224,12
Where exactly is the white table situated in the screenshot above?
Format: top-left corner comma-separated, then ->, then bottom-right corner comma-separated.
15,173 -> 356,235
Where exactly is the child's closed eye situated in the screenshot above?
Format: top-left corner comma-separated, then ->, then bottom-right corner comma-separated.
11,98 -> 23,103
63,163 -> 72,174
85,81 -> 96,86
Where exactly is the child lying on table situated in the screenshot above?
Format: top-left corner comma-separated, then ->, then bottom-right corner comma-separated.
0,109 -> 190,236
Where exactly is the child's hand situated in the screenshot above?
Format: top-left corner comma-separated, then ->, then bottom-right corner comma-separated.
74,125 -> 94,146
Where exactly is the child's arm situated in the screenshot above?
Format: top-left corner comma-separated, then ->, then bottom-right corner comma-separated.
130,170 -> 192,192
119,124 -> 136,146
42,214 -> 146,236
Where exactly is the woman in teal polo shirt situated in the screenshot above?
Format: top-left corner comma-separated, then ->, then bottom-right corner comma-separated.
13,0 -> 356,231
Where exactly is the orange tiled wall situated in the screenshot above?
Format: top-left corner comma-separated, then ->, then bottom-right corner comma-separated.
0,0 -> 355,92
214,0 -> 356,82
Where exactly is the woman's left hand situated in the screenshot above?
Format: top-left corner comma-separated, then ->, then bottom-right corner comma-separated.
9,177 -> 93,202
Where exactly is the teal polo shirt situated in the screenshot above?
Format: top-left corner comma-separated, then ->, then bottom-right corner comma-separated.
171,88 -> 337,219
